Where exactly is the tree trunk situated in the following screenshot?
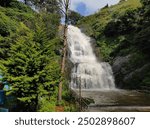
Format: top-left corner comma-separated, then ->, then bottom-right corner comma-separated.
58,0 -> 70,103
24,0 -> 27,5
58,25 -> 67,102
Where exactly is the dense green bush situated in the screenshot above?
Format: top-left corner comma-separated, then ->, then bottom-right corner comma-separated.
141,0 -> 150,6
0,0 -> 13,7
104,10 -> 136,37
9,0 -> 33,13
69,10 -> 83,25
0,1 -> 63,111
134,27 -> 150,55
0,12 -> 18,36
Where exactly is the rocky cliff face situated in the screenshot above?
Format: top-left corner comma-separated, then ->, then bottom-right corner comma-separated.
112,55 -> 150,90
112,55 -> 131,88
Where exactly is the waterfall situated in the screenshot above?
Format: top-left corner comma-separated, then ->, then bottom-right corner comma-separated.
67,25 -> 115,90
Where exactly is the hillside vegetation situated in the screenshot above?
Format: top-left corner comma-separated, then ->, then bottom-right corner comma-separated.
0,0 -> 76,111
78,0 -> 150,90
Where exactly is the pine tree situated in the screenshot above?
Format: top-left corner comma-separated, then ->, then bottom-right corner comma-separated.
26,0 -> 61,14
0,19 -> 61,111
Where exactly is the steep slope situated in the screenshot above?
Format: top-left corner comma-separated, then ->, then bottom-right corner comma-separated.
78,0 -> 141,60
78,0 -> 150,90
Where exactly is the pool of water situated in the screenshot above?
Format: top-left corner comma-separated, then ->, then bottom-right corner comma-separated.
74,89 -> 150,111
81,89 -> 150,106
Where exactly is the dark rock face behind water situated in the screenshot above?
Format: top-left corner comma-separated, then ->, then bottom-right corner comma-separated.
112,55 -> 150,91
112,55 -> 130,88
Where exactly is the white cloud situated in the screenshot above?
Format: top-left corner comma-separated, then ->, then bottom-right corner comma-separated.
70,0 -> 120,15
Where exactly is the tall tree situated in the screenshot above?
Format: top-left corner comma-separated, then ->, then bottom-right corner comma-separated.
0,7 -> 61,111
27,0 -> 61,14
58,0 -> 70,103
24,0 -> 28,5
68,10 -> 83,25
141,0 -> 150,6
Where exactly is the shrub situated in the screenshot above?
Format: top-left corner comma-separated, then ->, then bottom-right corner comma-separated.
9,1 -> 33,13
134,27 -> 150,55
0,12 -> 18,36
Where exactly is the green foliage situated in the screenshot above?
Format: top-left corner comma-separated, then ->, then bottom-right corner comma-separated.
134,27 -> 150,55
40,13 -> 60,39
141,0 -> 150,6
97,38 -> 117,61
78,0 -> 141,61
0,11 -> 18,36
38,96 -> 57,112
69,10 -> 83,25
0,0 -> 13,7
64,103 -> 77,112
104,10 -> 137,37
78,0 -> 141,35
0,36 -> 12,59
0,32 -> 60,111
24,0 -> 61,15
9,0 -> 33,13
0,2 -> 62,111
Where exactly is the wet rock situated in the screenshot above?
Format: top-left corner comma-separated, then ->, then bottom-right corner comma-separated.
123,63 -> 150,89
112,55 -> 131,88
112,54 -> 150,90
112,55 -> 131,74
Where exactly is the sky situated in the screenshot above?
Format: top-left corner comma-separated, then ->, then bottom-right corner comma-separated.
19,0 -> 120,16
70,0 -> 120,16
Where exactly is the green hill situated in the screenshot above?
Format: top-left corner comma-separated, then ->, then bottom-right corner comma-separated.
78,0 -> 150,90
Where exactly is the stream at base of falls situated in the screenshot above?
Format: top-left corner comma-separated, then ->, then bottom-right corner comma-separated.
75,89 -> 150,112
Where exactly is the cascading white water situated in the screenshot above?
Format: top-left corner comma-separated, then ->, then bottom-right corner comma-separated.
67,25 -> 115,90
